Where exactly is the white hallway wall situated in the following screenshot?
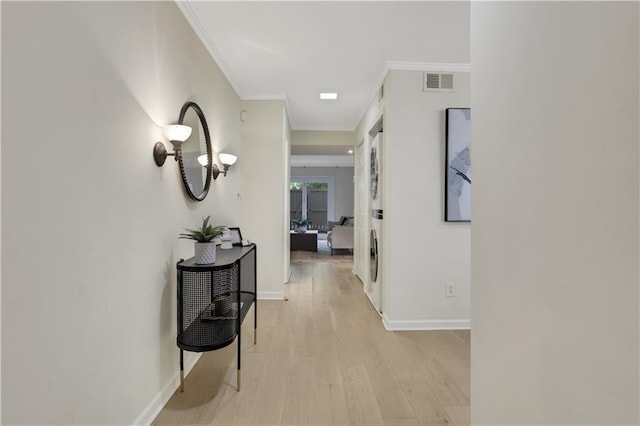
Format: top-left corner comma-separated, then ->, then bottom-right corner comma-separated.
385,70 -> 470,327
471,2 -> 639,423
283,115 -> 292,284
240,100 -> 288,299
291,130 -> 355,148
356,70 -> 471,329
291,167 -> 355,220
2,2 -> 245,424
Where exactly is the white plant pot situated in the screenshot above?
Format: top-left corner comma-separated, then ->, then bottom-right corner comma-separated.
194,242 -> 216,264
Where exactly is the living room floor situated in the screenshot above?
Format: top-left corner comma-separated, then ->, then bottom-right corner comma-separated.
153,250 -> 469,425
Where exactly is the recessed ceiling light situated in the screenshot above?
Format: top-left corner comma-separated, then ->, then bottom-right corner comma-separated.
348,149 -> 354,154
319,92 -> 338,100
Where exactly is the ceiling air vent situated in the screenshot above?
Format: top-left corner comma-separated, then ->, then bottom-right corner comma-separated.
423,72 -> 454,92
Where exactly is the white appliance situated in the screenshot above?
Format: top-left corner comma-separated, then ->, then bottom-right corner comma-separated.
369,132 -> 383,312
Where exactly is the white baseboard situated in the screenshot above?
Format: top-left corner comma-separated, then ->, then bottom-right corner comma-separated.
132,352 -> 202,426
364,291 -> 382,317
257,291 -> 284,300
382,314 -> 470,331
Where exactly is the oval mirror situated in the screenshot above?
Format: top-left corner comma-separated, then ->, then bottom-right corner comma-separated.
178,102 -> 212,201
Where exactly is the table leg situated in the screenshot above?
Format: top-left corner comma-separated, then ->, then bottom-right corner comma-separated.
179,349 -> 184,392
237,303 -> 242,391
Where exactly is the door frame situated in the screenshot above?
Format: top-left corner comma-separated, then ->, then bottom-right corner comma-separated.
354,140 -> 368,283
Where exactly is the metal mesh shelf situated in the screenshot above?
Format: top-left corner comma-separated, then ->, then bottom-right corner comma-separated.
176,245 -> 257,391
177,292 -> 255,352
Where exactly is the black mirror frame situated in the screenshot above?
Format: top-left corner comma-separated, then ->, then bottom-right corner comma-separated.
177,101 -> 212,202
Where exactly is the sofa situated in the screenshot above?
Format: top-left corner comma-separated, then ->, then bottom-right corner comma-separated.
327,217 -> 354,255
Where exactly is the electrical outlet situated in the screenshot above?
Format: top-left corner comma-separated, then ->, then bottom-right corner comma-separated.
446,282 -> 455,297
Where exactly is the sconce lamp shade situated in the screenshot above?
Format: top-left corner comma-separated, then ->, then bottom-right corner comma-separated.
162,124 -> 192,142
154,125 -> 193,167
197,155 -> 208,167
219,153 -> 238,166
212,152 -> 238,179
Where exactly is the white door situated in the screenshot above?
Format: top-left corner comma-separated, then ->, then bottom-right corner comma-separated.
354,142 -> 368,282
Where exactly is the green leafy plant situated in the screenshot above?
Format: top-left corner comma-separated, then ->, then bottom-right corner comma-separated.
179,216 -> 226,242
291,217 -> 312,227
291,217 -> 312,233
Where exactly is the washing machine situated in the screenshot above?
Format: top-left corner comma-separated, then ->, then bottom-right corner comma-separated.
369,132 -> 383,312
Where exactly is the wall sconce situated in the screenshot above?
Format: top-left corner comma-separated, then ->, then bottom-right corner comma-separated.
153,125 -> 192,166
198,153 -> 237,179
215,153 -> 237,178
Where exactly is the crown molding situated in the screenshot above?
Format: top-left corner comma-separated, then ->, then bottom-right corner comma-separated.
177,3 -> 471,131
350,61 -> 471,130
175,1 -> 245,98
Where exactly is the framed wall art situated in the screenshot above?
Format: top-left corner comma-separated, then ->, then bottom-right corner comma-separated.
228,227 -> 243,246
445,108 -> 471,222
370,146 -> 379,200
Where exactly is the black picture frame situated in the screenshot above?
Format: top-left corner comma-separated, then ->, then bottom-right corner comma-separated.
445,108 -> 471,222
228,227 -> 243,246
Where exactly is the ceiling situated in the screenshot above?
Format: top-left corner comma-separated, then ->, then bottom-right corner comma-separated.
178,1 -> 470,131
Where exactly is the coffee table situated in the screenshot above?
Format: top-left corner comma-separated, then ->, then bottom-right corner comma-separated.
290,230 -> 318,252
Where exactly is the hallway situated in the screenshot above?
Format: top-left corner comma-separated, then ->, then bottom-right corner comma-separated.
154,252 -> 470,425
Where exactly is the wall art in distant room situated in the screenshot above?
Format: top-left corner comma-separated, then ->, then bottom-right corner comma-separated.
445,108 -> 471,222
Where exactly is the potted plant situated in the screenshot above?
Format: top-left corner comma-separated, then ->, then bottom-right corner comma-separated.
291,217 -> 312,233
179,216 -> 226,264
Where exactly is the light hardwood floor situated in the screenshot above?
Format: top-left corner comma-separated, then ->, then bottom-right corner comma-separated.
154,250 -> 470,426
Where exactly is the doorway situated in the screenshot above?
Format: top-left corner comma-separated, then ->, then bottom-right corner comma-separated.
290,177 -> 335,231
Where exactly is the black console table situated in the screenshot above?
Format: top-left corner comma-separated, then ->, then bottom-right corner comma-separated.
176,244 -> 256,392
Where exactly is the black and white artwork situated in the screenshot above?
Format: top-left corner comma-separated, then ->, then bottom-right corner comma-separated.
370,146 -> 379,200
445,108 -> 471,222
228,227 -> 243,245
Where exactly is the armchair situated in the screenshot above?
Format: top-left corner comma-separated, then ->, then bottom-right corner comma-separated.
327,217 -> 354,255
